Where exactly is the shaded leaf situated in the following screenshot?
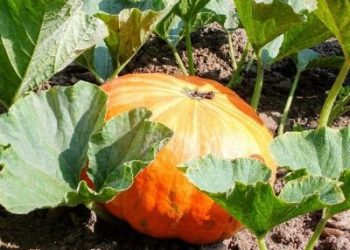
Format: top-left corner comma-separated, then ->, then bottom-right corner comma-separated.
294,49 -> 320,71
306,55 -> 345,69
87,108 -> 173,192
174,0 -> 211,22
155,13 -> 185,47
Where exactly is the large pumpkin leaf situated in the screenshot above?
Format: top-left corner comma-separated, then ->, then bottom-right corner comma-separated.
183,155 -> 344,238
315,0 -> 350,58
271,127 -> 350,215
270,127 -> 350,179
234,0 -> 317,51
80,0 -> 179,81
0,0 -> 108,107
0,82 -> 106,213
0,83 -> 172,214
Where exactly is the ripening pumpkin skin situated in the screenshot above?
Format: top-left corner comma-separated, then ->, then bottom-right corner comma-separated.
100,73 -> 276,244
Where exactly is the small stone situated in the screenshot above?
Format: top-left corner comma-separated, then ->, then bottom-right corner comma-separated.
322,227 -> 345,238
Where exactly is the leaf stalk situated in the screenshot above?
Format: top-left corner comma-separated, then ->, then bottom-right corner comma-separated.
278,68 -> 302,135
185,22 -> 195,75
257,236 -> 268,250
227,31 -> 238,71
250,51 -> 264,110
169,44 -> 189,76
227,41 -> 251,89
318,58 -> 350,127
305,208 -> 331,250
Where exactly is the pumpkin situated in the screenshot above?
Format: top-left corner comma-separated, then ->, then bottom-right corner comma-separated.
100,73 -> 276,244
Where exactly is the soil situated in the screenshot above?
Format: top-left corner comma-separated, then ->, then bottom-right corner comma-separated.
1,24 -> 350,250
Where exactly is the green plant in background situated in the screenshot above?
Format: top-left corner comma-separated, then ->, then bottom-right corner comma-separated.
314,0 -> 350,127
277,49 -> 346,135
156,0 -> 244,77
80,0 -> 179,82
278,49 -> 319,135
234,0 -> 332,110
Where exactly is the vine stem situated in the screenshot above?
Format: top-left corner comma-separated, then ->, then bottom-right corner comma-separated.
305,208 -> 331,250
227,31 -> 238,71
257,236 -> 268,250
227,41 -> 251,89
185,22 -> 195,75
169,44 -> 189,75
318,58 -> 350,127
250,51 -> 264,110
278,69 -> 302,135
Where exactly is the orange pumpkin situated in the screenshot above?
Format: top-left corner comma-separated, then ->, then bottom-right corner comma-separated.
100,73 -> 276,244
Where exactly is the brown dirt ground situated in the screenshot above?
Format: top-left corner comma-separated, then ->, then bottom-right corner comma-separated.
0,24 -> 350,250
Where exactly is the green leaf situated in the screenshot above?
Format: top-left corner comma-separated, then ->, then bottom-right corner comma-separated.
155,0 -> 230,49
87,108 -> 172,193
155,13 -> 185,48
0,82 -> 107,213
329,169 -> 350,215
0,0 -> 108,107
270,127 -> 350,179
81,0 -> 179,80
283,168 -> 308,182
191,11 -> 226,31
315,0 -> 350,57
270,13 -> 333,63
234,0 -> 316,51
294,49 -> 320,71
174,0 -> 211,23
261,35 -> 285,65
99,9 -> 161,75
184,155 -> 344,238
204,0 -> 238,31
182,156 -> 271,193
306,55 -> 345,69
0,83 -> 173,214
84,0 -> 167,14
